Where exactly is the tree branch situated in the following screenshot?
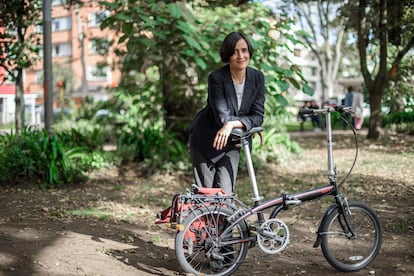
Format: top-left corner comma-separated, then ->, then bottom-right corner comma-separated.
377,0 -> 388,83
357,0 -> 373,88
392,36 -> 414,67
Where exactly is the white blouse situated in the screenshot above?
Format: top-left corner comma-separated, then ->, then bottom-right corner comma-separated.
233,78 -> 245,110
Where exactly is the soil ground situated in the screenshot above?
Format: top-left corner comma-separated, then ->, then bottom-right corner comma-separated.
0,130 -> 413,276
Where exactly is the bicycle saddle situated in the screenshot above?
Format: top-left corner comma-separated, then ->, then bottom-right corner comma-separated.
231,127 -> 263,138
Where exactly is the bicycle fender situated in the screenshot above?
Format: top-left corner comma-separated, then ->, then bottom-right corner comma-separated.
313,204 -> 338,248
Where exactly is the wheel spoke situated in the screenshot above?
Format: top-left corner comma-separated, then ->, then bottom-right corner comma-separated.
175,206 -> 249,275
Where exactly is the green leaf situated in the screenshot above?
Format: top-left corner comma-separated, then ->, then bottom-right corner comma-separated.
138,37 -> 156,47
276,80 -> 290,92
176,20 -> 191,34
168,3 -> 182,19
119,34 -> 129,44
267,83 -> 277,92
195,57 -> 207,70
274,94 -> 289,107
115,13 -> 133,22
184,48 -> 195,57
122,23 -> 133,36
260,63 -> 273,72
295,29 -> 312,38
287,77 -> 300,89
183,35 -> 202,51
302,83 -> 314,96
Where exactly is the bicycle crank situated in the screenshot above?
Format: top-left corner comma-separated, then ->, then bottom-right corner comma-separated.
257,218 -> 290,254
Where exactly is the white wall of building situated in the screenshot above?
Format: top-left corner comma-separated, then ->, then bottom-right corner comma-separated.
0,94 -> 41,126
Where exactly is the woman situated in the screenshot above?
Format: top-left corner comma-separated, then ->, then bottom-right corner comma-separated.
189,31 -> 265,195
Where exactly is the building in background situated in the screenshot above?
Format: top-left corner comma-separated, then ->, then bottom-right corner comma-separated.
24,0 -> 121,112
286,44 -> 363,110
0,44 -> 39,125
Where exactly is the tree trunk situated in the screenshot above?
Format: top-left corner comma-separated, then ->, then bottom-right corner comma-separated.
76,5 -> 88,93
15,68 -> 24,133
15,6 -> 25,134
367,87 -> 382,139
297,1 -> 345,105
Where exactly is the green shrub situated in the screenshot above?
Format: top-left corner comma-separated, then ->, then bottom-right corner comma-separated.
383,111 -> 414,126
53,119 -> 112,148
383,112 -> 414,135
118,122 -> 190,172
0,129 -> 40,184
0,126 -> 112,188
239,129 -> 302,172
386,122 -> 414,135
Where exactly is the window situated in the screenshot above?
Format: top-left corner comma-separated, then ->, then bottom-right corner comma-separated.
87,65 -> 111,81
52,0 -> 67,6
38,46 -> 43,58
52,43 -> 72,57
88,38 -> 110,55
52,16 -> 72,32
35,24 -> 43,34
34,70 -> 43,84
88,11 -> 109,27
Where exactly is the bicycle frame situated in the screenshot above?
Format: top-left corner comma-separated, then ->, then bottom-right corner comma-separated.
222,107 -> 351,240
172,106 -> 382,275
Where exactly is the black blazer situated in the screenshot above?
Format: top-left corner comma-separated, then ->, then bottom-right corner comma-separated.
190,64 -> 265,162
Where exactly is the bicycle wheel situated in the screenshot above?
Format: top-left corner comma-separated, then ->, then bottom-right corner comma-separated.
175,205 -> 249,276
320,201 -> 382,272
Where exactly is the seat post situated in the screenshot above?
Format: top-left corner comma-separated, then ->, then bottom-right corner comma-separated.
325,110 -> 336,182
241,138 -> 263,203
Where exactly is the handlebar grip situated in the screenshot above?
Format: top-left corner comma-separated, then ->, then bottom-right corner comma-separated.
299,108 -> 314,115
334,105 -> 353,113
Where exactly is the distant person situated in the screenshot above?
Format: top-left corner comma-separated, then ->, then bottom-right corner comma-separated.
310,100 -> 322,129
298,100 -> 321,131
351,88 -> 364,130
343,86 -> 355,129
298,101 -> 310,120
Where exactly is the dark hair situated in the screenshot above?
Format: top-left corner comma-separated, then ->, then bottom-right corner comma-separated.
219,32 -> 253,63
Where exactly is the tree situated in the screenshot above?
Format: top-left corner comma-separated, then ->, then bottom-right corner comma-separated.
383,51 -> 414,113
344,0 -> 414,139
100,0 -> 312,140
291,0 -> 347,104
74,3 -> 88,94
0,0 -> 42,133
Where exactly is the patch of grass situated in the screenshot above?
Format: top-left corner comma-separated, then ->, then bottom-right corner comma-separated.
395,223 -> 405,230
112,184 -> 125,191
69,208 -> 113,220
0,124 -> 13,131
132,181 -> 171,207
284,121 -> 314,132
122,212 -> 136,220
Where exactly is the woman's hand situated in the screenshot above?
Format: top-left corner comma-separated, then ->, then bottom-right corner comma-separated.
213,121 -> 243,150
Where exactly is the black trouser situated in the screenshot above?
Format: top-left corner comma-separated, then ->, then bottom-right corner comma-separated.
190,147 -> 240,195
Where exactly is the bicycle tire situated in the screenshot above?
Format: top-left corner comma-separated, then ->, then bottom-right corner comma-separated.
175,205 -> 249,276
320,201 -> 382,272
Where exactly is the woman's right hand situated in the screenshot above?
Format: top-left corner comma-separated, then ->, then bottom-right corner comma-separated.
213,121 -> 243,150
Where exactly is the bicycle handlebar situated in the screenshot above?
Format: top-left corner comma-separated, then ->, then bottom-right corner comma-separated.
300,105 -> 354,115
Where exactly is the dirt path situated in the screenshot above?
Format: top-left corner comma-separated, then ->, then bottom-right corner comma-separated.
0,131 -> 413,276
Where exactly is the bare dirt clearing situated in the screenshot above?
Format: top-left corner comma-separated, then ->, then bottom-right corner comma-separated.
0,130 -> 413,276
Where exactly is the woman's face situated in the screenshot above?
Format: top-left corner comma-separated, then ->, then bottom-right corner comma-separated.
229,38 -> 250,71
